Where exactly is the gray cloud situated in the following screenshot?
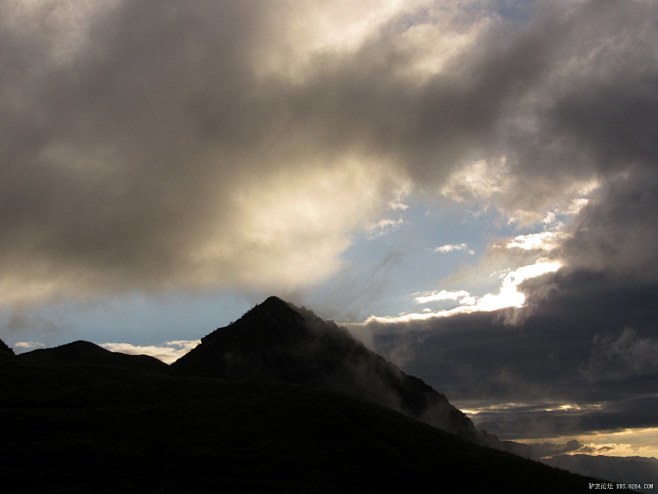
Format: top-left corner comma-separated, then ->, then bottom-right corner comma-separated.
581,327 -> 658,384
2,0 -> 657,305
471,396 -> 658,440
363,268 -> 658,438
3,0 -> 658,445
525,439 -> 583,460
360,1 -> 658,442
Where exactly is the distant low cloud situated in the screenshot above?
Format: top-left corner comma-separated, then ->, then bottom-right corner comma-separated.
99,340 -> 200,364
435,243 -> 475,255
525,440 -> 582,460
12,341 -> 47,353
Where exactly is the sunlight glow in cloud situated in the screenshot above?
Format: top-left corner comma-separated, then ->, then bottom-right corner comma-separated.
366,258 -> 562,323
502,231 -> 569,252
519,427 -> 658,459
440,158 -> 511,203
187,160 -> 408,291
414,289 -> 474,304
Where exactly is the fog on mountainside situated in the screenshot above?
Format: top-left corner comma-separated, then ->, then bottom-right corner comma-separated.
173,296 -> 534,457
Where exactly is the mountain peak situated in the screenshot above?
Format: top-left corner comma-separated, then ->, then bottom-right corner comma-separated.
199,296 -> 308,349
251,295 -> 302,321
262,295 -> 287,306
174,296 -> 476,438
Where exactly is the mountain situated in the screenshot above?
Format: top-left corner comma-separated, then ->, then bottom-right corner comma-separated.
173,296 -> 476,438
19,340 -> 168,373
0,348 -> 601,493
544,455 -> 658,491
0,338 -> 13,356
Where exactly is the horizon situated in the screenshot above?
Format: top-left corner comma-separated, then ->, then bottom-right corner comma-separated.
2,0 -> 657,462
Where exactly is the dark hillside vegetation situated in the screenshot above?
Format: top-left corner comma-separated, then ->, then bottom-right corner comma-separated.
0,351 -> 603,493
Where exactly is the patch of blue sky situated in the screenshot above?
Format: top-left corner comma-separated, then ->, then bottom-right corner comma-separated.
306,195 -> 506,320
2,291 -> 251,350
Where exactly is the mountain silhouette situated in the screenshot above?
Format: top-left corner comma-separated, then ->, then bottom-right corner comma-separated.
0,341 -> 602,493
174,296 -> 475,438
0,338 -> 13,356
0,340 -> 14,357
20,340 -> 167,373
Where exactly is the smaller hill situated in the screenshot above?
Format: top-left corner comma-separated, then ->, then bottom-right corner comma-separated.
19,340 -> 167,373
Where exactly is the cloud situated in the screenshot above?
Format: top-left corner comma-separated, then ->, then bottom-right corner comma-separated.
440,158 -> 512,204
354,0 -> 658,441
0,0 -> 655,310
435,243 -> 475,255
501,231 -> 569,252
525,439 -> 583,459
367,217 -> 405,238
1,0 -> 424,305
415,289 -> 473,304
2,311 -> 63,335
580,328 -> 658,384
357,269 -> 658,440
367,257 -> 561,323
531,427 -> 658,461
99,340 -> 200,364
12,341 -> 47,353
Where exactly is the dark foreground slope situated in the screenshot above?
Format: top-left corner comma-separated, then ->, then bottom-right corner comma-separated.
173,296 -> 475,437
0,352 -> 600,494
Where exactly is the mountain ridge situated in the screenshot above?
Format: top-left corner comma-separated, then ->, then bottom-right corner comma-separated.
19,339 -> 168,373
173,295 -> 478,439
0,340 -> 603,493
0,299 -> 636,491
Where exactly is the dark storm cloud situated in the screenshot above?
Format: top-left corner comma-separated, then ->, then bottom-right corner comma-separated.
0,0 -> 432,300
1,0 -> 507,301
2,0 -> 658,319
365,266 -> 658,420
473,396 -> 658,440
345,0 -> 658,438
0,0 -> 279,298
477,0 -> 658,215
366,304 -> 658,438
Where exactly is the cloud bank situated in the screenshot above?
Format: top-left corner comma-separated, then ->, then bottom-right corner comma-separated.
2,0 -> 655,307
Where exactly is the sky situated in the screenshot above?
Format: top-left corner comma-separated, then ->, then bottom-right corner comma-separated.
1,0 -> 658,459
